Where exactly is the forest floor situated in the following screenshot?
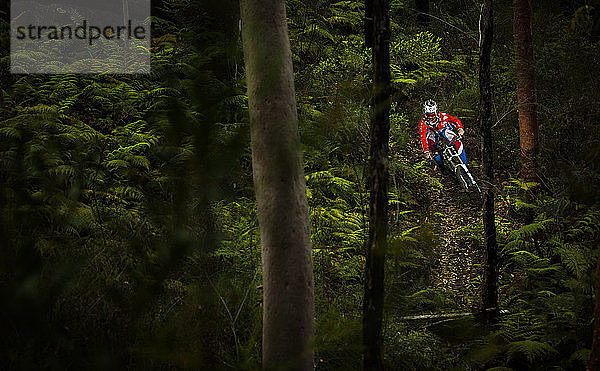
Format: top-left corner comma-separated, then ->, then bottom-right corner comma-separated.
402,138 -> 486,312
428,175 -> 484,311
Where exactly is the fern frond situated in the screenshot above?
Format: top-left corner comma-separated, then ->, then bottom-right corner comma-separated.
507,340 -> 557,363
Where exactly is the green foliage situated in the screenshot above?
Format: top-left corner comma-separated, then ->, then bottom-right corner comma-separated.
1,1 -> 257,368
2,0 -> 600,369
390,31 -> 463,91
385,325 -> 453,370
468,181 -> 600,369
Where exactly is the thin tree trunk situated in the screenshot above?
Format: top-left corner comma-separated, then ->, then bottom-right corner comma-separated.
1,0 -> 12,104
513,0 -> 539,182
365,0 -> 374,48
362,0 -> 391,369
588,247 -> 600,370
240,1 -> 314,370
415,0 -> 430,28
479,0 -> 498,326
0,0 -> 8,22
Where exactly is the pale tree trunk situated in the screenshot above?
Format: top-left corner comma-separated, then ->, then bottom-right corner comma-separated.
240,1 -> 314,370
513,0 -> 539,182
362,0 -> 391,369
588,247 -> 600,371
479,0 -> 499,327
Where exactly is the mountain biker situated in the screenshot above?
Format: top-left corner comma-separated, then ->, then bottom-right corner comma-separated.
418,99 -> 467,171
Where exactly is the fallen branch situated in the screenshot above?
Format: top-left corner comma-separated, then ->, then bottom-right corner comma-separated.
397,309 -> 509,322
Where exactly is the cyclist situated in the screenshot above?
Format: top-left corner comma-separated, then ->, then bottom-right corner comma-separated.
418,99 -> 467,170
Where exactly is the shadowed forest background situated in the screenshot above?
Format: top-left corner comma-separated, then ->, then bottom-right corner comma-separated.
2,0 -> 600,369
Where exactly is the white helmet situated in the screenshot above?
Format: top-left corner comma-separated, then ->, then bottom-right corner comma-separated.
423,99 -> 440,126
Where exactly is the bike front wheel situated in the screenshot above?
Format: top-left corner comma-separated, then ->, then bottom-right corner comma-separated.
455,166 -> 471,191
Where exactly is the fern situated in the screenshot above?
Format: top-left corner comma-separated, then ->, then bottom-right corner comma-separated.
507,340 -> 557,363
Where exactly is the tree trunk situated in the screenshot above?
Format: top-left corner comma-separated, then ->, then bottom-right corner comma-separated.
513,0 -> 539,182
365,0 -> 374,48
362,0 -> 391,369
479,0 -> 499,327
415,0 -> 430,28
588,247 -> 600,371
240,1 -> 315,370
0,0 -> 8,22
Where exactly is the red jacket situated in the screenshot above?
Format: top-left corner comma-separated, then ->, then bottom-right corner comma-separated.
418,112 -> 463,153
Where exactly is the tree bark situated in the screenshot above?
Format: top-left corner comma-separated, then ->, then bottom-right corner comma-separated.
415,0 -> 430,29
365,0 -> 373,48
479,0 -> 499,327
0,0 -> 8,22
513,0 -> 539,182
588,247 -> 600,371
362,0 -> 391,369
240,1 -> 315,370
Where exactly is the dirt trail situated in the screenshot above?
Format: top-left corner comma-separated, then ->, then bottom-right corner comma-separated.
403,139 -> 485,311
428,179 -> 484,310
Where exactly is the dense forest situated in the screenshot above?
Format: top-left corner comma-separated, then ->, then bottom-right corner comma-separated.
2,0 -> 600,369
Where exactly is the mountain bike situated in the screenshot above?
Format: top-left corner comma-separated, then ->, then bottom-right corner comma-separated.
434,132 -> 482,196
